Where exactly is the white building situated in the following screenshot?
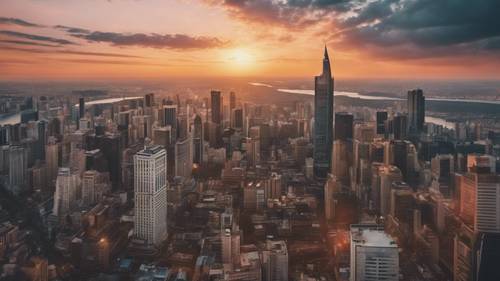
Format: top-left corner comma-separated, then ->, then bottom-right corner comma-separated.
134,145 -> 168,246
350,225 -> 399,281
53,167 -> 80,216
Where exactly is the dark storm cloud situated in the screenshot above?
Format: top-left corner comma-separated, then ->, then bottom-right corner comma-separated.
339,0 -> 500,47
68,31 -> 229,50
0,30 -> 76,45
333,0 -> 500,58
0,17 -> 43,27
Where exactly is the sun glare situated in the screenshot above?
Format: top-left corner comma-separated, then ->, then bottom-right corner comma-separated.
229,49 -> 254,66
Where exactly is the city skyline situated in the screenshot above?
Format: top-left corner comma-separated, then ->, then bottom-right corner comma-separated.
1,0 -> 500,80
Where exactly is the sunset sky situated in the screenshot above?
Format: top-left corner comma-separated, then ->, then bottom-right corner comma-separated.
1,0 -> 499,80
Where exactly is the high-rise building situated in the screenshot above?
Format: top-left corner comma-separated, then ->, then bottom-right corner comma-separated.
211,90 -> 222,125
263,240 -> 288,281
392,115 -> 408,140
79,97 -> 85,119
335,112 -> 353,141
221,228 -> 232,265
431,154 -> 455,195
144,93 -> 155,108
193,115 -> 203,165
82,170 -> 102,206
45,137 -> 60,187
457,172 -> 500,233
229,91 -> 236,123
407,89 -> 425,134
264,172 -> 282,201
350,225 -> 399,281
162,105 -> 178,141
221,227 -> 241,266
175,136 -> 192,179
232,108 -> 243,130
53,167 -> 80,216
379,165 -> 403,217
376,111 -> 388,134
325,174 -> 339,221
134,146 -> 168,246
332,140 -> 351,185
8,145 -> 27,194
313,46 -> 334,178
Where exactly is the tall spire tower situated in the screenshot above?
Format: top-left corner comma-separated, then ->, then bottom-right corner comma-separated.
313,46 -> 334,178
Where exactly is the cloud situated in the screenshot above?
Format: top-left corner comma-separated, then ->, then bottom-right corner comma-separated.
0,30 -> 76,45
54,25 -> 91,34
0,45 -> 143,58
0,39 -> 59,47
204,0 -> 352,30
332,0 -> 500,59
66,30 -> 229,50
207,0 -> 500,59
0,17 -> 43,27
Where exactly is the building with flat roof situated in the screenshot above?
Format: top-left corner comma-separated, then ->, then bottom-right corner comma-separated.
350,225 -> 399,281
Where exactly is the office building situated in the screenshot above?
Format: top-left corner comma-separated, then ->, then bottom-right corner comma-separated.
134,146 -> 168,246
8,145 -> 27,194
263,240 -> 288,281
376,111 -> 388,134
350,225 -> 399,281
313,47 -> 334,178
407,89 -> 425,134
325,174 -> 339,221
175,136 -> 192,179
193,115 -> 203,165
53,167 -> 80,216
335,112 -> 353,141
264,172 -> 282,201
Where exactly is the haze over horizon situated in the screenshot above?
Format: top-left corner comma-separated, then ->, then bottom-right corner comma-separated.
1,0 -> 500,81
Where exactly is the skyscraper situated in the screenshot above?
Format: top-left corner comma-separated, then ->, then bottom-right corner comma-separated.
229,91 -> 236,124
79,97 -> 85,119
392,115 -> 408,140
335,112 -> 353,141
175,136 -> 192,179
263,240 -> 288,281
192,115 -> 203,165
407,89 -> 425,134
162,105 -> 177,142
457,172 -> 500,233
8,145 -> 27,195
211,90 -> 222,125
53,167 -> 80,216
376,111 -> 388,135
134,146 -> 168,246
211,90 -> 222,147
325,174 -> 339,221
313,46 -> 334,178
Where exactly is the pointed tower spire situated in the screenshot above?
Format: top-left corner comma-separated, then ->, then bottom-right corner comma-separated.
322,45 -> 331,76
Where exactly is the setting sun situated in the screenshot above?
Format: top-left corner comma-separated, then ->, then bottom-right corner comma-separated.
229,49 -> 254,66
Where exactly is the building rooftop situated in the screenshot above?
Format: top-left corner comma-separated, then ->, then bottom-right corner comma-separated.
137,145 -> 165,156
351,226 -> 397,248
